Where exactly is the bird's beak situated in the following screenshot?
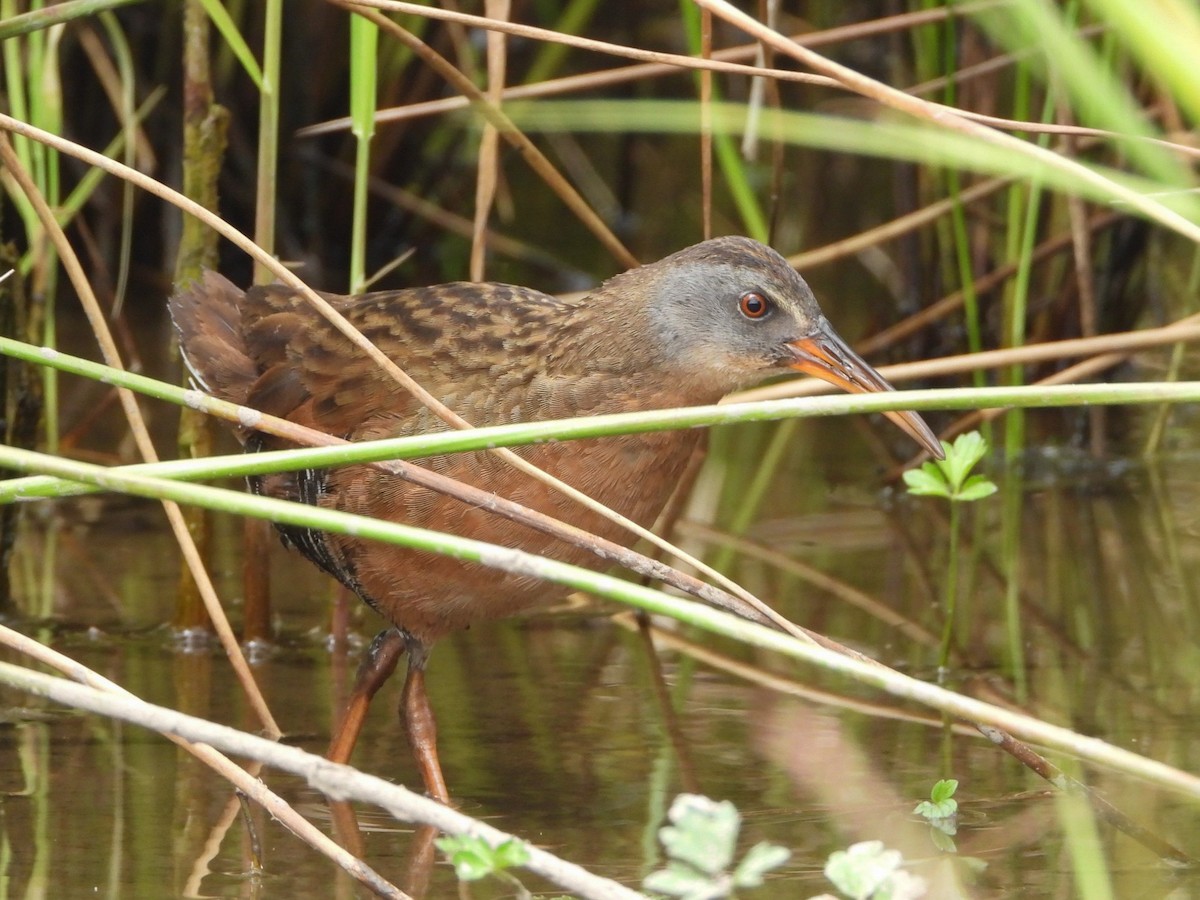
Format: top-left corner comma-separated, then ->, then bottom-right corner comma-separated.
785,320 -> 944,459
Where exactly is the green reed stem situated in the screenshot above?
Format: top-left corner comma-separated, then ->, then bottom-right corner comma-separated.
98,11 -> 137,313
711,419 -> 795,574
522,0 -> 600,86
939,499 -> 960,672
253,0 -> 282,270
679,2 -> 769,242
348,13 -> 378,293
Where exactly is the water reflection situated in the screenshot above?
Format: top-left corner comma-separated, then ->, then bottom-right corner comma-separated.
2,444 -> 1199,897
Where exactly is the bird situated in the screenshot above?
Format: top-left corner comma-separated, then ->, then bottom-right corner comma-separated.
169,235 -> 942,802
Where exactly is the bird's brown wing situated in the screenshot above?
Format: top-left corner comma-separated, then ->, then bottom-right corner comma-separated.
168,270 -> 259,409
238,281 -> 571,439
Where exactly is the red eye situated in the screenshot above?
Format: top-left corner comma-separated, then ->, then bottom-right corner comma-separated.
739,291 -> 770,319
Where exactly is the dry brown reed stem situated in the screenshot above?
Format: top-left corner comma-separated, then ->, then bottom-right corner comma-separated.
470,0 -> 508,282
624,584 -> 1197,865
0,624 -> 407,898
1065,159 -> 1106,455
0,133 -> 281,739
75,26 -> 156,170
310,154 -> 569,269
336,0 -> 831,97
972,723 -> 1196,867
675,520 -> 942,649
320,1 -> 1004,135
790,177 -> 1012,272
311,5 -> 1200,166
695,0 -> 1200,245
699,7 -> 713,240
309,3 -> 1003,139
853,215 -> 1123,356
615,612 -> 978,735
333,2 -> 638,269
733,321 -> 1200,406
929,331 -> 1200,449
0,111 -> 782,646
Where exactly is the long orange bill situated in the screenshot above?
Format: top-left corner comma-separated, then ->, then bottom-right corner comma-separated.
786,319 -> 944,459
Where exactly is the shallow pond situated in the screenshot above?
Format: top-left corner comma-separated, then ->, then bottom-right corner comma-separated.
3,402 -> 1199,898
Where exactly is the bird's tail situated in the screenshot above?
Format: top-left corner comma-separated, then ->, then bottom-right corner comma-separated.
168,270 -> 258,409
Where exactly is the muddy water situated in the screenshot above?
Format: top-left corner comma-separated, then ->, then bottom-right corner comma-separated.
3,410 -> 1199,898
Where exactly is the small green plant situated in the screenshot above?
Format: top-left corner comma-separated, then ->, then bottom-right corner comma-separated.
435,834 -> 532,894
823,841 -> 927,900
644,794 -> 790,899
914,779 -> 959,850
903,431 -> 998,670
913,778 -> 959,821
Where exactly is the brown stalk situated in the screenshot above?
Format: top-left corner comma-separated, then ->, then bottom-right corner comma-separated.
75,25 -> 156,170
470,0 -> 509,281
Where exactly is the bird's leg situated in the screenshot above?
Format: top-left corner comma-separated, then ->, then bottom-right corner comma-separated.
327,627 -> 406,764
402,825 -> 440,899
400,638 -> 450,804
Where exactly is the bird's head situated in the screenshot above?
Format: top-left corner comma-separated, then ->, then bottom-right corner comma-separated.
625,235 -> 943,458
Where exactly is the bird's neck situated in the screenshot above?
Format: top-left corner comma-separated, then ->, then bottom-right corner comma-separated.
539,301 -> 735,413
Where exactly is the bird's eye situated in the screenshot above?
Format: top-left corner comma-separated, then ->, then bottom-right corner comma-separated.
738,291 -> 771,320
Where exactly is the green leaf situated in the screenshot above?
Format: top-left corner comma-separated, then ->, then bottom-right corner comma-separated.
492,838 -> 531,868
732,842 -> 790,888
196,0 -> 263,87
438,841 -> 492,881
929,826 -> 958,853
913,799 -> 935,819
955,432 -> 987,466
643,862 -> 729,900
658,794 -> 740,876
902,465 -> 950,498
936,431 -> 993,496
907,432 -> 997,502
435,835 -> 529,881
914,780 -> 959,821
929,779 -> 958,804
957,476 -> 998,502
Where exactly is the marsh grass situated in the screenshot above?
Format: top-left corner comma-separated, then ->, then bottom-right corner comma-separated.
1,1 -> 1199,896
